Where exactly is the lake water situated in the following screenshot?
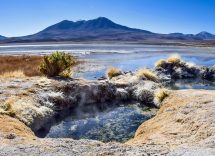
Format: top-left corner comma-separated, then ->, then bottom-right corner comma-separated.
1,43 -> 215,80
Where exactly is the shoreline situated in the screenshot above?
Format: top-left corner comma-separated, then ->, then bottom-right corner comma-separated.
1,40 -> 215,48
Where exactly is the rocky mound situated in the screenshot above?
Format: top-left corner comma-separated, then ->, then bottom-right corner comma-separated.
155,55 -> 215,81
127,90 -> 215,155
0,75 -> 165,134
1,89 -> 215,155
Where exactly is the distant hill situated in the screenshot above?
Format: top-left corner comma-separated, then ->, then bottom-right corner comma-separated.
1,17 -> 215,43
0,35 -> 6,40
196,31 -> 215,40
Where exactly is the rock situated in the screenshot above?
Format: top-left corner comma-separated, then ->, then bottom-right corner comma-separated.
133,88 -> 154,106
110,73 -> 139,87
127,90 -> 215,155
53,80 -> 117,106
1,76 -> 165,133
98,76 -> 106,80
115,88 -> 129,100
201,66 -> 215,80
4,133 -> 16,139
156,61 -> 200,80
130,81 -> 161,107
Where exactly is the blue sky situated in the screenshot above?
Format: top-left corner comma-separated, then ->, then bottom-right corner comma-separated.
0,0 -> 215,37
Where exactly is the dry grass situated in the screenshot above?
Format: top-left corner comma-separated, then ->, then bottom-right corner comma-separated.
155,59 -> 166,67
154,88 -> 169,103
166,54 -> 181,65
106,67 -> 122,79
0,70 -> 26,78
136,69 -> 158,82
155,54 -> 182,68
0,102 -> 16,117
0,55 -> 43,77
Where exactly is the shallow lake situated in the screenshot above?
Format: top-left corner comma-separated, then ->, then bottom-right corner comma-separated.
1,43 -> 215,89
1,43 -> 215,80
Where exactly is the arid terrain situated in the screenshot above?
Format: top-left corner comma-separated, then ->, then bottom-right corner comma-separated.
0,54 -> 215,155
0,77 -> 215,155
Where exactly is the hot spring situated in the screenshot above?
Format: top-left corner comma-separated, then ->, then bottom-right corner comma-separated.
45,103 -> 156,143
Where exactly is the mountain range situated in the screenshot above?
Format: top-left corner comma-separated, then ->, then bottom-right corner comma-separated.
1,17 -> 215,43
0,35 -> 6,40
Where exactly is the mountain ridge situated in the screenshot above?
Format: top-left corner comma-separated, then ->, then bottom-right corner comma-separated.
196,31 -> 215,40
0,35 -> 6,40
1,17 -> 215,43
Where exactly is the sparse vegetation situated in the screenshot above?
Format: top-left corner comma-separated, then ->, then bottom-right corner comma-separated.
167,54 -> 181,65
0,70 -> 26,78
155,54 -> 182,68
0,108 -> 7,115
154,88 -> 168,103
0,103 -> 16,117
106,67 -> 122,79
136,69 -> 158,82
142,106 -> 151,112
155,59 -> 166,67
0,55 -> 43,77
39,51 -> 77,77
127,104 -> 136,108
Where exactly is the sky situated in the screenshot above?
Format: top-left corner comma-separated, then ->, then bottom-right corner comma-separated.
0,0 -> 215,37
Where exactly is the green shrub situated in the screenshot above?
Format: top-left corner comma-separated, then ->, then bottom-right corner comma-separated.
39,51 -> 77,77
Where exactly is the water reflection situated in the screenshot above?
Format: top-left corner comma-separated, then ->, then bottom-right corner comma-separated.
74,54 -> 215,80
167,79 -> 215,90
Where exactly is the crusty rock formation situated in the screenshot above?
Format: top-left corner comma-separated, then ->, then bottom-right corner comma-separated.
155,57 -> 215,81
0,76 -> 163,134
127,90 -> 215,155
1,89 -> 215,155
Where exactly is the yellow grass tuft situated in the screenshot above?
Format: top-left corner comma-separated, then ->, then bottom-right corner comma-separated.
167,54 -> 181,65
0,102 -> 16,117
106,67 -> 122,79
154,88 -> 169,103
0,70 -> 26,78
155,59 -> 166,67
0,108 -> 7,115
136,69 -> 158,82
